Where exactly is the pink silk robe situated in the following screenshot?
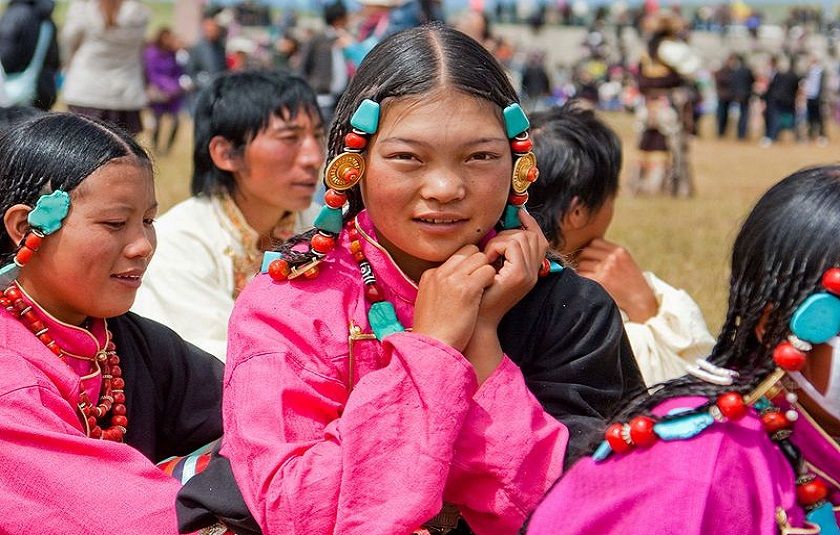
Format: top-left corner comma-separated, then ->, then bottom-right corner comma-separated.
527,396 -> 840,534
221,211 -> 569,534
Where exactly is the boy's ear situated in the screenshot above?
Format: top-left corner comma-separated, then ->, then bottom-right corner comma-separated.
208,136 -> 241,173
563,196 -> 590,231
3,204 -> 33,246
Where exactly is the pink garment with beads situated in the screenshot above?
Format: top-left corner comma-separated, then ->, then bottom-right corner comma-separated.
0,283 -> 185,534
527,396 -> 840,534
221,210 -> 569,534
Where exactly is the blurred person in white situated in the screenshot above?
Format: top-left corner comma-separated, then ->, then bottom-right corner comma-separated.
61,0 -> 148,135
527,102 -> 715,385
132,71 -> 324,360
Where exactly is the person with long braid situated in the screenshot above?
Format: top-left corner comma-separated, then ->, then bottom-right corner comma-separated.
0,113 -> 223,533
528,166 -> 840,534
176,24 -> 642,535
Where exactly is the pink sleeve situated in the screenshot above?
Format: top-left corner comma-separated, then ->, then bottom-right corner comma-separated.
444,356 -> 568,534
0,384 -> 184,534
221,331 -> 479,535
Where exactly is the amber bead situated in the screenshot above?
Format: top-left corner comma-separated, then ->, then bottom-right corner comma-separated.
303,266 -> 320,279
268,259 -> 291,282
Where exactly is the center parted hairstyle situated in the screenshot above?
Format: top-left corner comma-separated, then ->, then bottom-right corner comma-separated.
178,23 -> 643,535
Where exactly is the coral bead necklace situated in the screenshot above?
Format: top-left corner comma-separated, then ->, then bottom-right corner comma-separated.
0,284 -> 128,442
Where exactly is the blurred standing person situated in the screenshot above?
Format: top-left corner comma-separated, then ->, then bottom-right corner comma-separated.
803,55 -> 827,145
0,0 -> 60,110
186,14 -> 227,111
298,1 -> 352,125
729,54 -> 754,140
631,12 -> 700,197
714,54 -> 735,137
143,28 -> 184,155
61,0 -> 149,135
762,56 -> 800,146
520,50 -> 552,112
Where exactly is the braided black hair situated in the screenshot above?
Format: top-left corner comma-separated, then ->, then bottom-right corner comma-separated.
275,23 -> 523,266
0,112 -> 151,261
601,166 -> 840,438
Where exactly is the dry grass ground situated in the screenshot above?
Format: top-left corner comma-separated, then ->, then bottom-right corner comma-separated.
142,110 -> 840,333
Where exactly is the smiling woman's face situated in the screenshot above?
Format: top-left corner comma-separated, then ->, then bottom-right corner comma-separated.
16,158 -> 158,325
360,90 -> 512,280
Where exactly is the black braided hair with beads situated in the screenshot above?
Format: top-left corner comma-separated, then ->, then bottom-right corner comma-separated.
0,112 -> 151,263
274,23 -> 539,269
594,166 -> 840,446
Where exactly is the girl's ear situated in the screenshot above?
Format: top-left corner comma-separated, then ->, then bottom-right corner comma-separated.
3,204 -> 32,246
208,136 -> 241,173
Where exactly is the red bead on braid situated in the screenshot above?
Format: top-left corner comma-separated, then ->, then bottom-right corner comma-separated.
1,285 -> 128,442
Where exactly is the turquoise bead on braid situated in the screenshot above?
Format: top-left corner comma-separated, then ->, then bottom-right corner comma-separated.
313,205 -> 344,235
368,301 -> 405,341
350,99 -> 380,135
503,103 -> 530,139
502,204 -> 521,230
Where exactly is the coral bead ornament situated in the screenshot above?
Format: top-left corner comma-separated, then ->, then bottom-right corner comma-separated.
324,189 -> 348,209
797,475 -> 830,507
510,137 -> 533,154
605,423 -> 633,453
268,259 -> 291,281
344,131 -> 368,150
716,392 -> 748,420
310,233 -> 336,255
822,267 -> 840,296
2,284 -> 127,442
761,410 -> 792,433
629,416 -> 658,447
773,341 -> 808,372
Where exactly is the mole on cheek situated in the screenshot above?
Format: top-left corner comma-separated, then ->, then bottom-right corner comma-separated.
475,227 -> 483,233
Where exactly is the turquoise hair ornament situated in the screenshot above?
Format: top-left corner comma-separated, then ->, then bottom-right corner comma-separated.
27,190 -> 70,235
313,205 -> 344,235
502,103 -> 530,139
807,502 -> 840,535
501,204 -> 521,230
368,301 -> 405,341
790,293 -> 840,345
350,99 -> 380,135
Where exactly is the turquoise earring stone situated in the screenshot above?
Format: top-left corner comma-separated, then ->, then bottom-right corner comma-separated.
368,301 -> 405,340
501,204 -> 521,229
313,205 -> 344,235
790,293 -> 840,344
503,103 -> 530,139
28,190 -> 70,235
350,99 -> 380,135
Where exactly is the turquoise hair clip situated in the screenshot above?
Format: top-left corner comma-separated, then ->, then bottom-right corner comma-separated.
350,99 -> 380,135
28,190 -> 70,236
503,103 -> 530,139
0,190 -> 70,287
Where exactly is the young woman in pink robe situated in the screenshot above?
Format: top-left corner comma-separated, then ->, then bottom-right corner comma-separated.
528,166 -> 840,534
179,24 -> 644,535
0,113 -> 223,534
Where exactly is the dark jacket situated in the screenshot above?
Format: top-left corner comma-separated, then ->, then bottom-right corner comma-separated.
765,70 -> 800,112
0,0 -> 60,109
298,30 -> 338,96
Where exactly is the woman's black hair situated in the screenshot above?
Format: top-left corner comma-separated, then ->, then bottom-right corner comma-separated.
277,23 -> 521,263
0,112 -> 151,259
191,70 -> 322,197
606,166 -> 840,428
527,102 -> 621,249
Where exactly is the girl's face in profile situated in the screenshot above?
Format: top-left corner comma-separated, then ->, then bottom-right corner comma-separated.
360,90 -> 512,279
17,158 -> 157,325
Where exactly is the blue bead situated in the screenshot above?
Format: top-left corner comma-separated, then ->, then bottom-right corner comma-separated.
503,103 -> 530,139
350,99 -> 380,134
260,251 -> 284,273
790,293 -> 840,344
806,502 -> 840,535
27,190 -> 70,235
653,411 -> 714,441
592,441 -> 612,462
548,260 -> 564,273
0,263 -> 20,287
752,397 -> 772,412
313,205 -> 344,235
501,204 -> 521,229
368,301 -> 405,341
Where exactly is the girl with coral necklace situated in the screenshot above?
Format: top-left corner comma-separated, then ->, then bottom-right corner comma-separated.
183,24 -> 643,535
528,166 -> 840,534
0,113 -> 223,533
